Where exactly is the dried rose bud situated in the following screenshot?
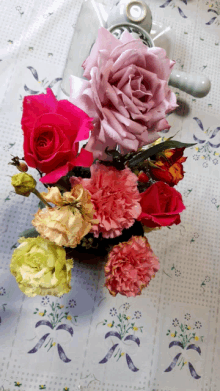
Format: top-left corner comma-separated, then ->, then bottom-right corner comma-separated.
17,162 -> 28,172
8,156 -> 28,172
11,173 -> 36,197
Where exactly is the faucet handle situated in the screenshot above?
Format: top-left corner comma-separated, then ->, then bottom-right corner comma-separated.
169,69 -> 211,98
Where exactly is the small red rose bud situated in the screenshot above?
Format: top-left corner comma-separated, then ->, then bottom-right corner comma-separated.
138,172 -> 150,183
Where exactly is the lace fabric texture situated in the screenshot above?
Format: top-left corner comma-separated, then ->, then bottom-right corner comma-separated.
0,0 -> 220,390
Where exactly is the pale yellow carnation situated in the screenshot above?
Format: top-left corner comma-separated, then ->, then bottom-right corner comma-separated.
10,236 -> 73,297
32,185 -> 98,248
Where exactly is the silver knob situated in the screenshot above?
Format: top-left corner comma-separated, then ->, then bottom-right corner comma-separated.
126,1 -> 147,23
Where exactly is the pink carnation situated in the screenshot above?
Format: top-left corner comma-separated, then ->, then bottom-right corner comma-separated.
105,236 -> 160,297
70,163 -> 141,239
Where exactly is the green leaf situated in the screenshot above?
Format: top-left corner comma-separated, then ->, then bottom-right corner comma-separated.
128,140 -> 196,168
19,227 -> 39,239
148,160 -> 164,169
105,147 -> 121,158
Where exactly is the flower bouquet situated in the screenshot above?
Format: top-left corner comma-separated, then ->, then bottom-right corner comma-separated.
9,27 -> 194,298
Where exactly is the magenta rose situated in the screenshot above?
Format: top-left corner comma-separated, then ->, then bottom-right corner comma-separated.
22,88 -> 93,183
137,181 -> 185,228
70,27 -> 177,160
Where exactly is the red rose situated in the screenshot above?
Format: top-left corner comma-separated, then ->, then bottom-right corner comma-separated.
22,88 -> 93,183
137,181 -> 185,228
149,148 -> 187,186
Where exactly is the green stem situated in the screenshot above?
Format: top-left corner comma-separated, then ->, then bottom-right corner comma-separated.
125,326 -> 134,335
57,315 -> 67,325
48,310 -> 56,328
45,337 -> 52,349
32,188 -> 52,208
117,323 -> 123,336
177,356 -> 183,367
115,325 -> 121,337
47,339 -> 54,352
163,269 -> 172,278
116,349 -> 122,361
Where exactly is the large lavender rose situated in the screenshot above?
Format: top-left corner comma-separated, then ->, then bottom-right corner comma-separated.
70,27 -> 177,160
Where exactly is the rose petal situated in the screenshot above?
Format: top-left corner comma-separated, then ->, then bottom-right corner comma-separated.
85,134 -> 116,160
57,100 -> 93,143
106,83 -> 130,118
102,108 -> 127,138
37,150 -> 72,173
40,162 -> 71,184
82,27 -> 121,79
72,148 -> 93,167
111,49 -> 146,75
22,89 -> 57,137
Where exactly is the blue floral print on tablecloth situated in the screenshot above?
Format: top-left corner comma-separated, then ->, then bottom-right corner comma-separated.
205,1 -> 220,26
99,305 -> 143,372
160,0 -> 188,18
165,314 -> 204,379
192,117 -> 220,167
28,300 -> 78,363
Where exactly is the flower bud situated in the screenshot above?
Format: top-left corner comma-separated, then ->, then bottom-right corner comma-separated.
11,173 -> 36,197
17,161 -> 28,172
138,172 -> 150,183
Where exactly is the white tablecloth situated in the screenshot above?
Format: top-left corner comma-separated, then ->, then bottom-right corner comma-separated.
0,0 -> 220,390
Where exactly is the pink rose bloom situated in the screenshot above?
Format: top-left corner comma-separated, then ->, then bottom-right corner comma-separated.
105,236 -> 160,297
22,88 -> 93,184
70,163 -> 141,239
70,27 -> 177,160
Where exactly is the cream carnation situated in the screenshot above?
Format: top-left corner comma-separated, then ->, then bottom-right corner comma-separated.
32,184 -> 98,248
